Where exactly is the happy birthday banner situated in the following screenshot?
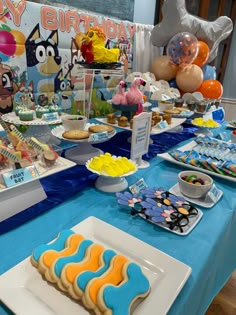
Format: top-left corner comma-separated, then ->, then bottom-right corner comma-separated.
0,0 -> 136,116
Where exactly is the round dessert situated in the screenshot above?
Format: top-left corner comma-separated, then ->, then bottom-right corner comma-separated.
118,116 -> 128,127
163,109 -> 180,115
49,104 -> 62,115
162,113 -> 172,125
35,106 -> 50,119
88,125 -> 114,133
62,130 -> 90,140
14,105 -> 22,116
107,113 -> 117,124
19,108 -> 35,121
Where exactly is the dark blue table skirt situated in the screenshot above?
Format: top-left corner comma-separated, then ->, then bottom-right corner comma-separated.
0,123 -> 198,234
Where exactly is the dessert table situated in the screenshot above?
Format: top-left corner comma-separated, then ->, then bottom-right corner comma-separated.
0,121 -> 235,315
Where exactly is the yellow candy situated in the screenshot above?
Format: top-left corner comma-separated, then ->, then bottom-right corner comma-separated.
89,157 -> 103,171
89,153 -> 136,176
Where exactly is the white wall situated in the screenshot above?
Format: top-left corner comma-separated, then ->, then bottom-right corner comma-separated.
133,0 -> 156,24
223,22 -> 236,99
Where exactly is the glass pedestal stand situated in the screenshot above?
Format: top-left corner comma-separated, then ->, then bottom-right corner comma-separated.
64,143 -> 103,165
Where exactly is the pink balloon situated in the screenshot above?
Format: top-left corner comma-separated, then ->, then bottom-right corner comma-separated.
176,64 -> 203,93
0,31 -> 16,56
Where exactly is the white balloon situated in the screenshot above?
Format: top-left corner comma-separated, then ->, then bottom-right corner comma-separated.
151,0 -> 233,62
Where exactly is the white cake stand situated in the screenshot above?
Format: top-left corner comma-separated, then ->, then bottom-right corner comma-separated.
51,124 -> 116,165
1,112 -> 62,145
86,160 -> 137,193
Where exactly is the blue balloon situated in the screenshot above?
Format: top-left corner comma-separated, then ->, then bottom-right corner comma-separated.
202,65 -> 216,81
168,78 -> 178,88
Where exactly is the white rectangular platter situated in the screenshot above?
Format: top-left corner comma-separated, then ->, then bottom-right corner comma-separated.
0,216 -> 191,315
0,156 -> 76,193
96,117 -> 186,135
157,140 -> 236,183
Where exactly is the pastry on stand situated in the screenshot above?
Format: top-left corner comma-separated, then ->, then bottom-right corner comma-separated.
51,124 -> 116,165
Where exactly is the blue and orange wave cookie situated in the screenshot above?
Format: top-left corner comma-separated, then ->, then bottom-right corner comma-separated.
31,229 -> 150,314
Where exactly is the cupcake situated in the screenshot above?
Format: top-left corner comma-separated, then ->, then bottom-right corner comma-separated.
107,113 -> 117,124
19,108 -> 35,121
118,116 -> 128,127
49,104 -> 62,115
162,114 -> 172,125
14,105 -> 22,116
35,106 -> 50,119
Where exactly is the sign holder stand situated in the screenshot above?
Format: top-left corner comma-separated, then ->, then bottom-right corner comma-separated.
0,180 -> 47,223
130,112 -> 152,169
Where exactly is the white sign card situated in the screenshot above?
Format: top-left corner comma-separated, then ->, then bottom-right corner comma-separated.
130,112 -> 152,168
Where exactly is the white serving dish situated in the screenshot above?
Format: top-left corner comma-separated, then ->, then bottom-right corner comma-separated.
0,217 -> 192,315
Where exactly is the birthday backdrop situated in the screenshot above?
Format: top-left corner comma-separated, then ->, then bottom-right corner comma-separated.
0,0 -> 136,117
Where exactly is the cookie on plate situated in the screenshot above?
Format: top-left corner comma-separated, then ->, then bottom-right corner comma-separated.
163,109 -> 181,114
88,125 -> 114,133
62,130 -> 90,140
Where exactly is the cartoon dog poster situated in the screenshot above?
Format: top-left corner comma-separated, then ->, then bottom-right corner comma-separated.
0,0 -> 135,117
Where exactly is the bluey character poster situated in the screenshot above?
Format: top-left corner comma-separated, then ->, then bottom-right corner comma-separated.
0,0 -> 136,116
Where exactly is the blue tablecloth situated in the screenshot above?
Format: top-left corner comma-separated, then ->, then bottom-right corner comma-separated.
0,122 -> 236,315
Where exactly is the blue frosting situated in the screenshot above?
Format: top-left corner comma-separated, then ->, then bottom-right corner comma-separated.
32,230 -> 74,263
54,239 -> 93,277
103,263 -> 150,315
77,249 -> 116,292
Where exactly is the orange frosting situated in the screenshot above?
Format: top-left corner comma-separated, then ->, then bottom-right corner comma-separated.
65,244 -> 104,284
88,255 -> 128,304
42,234 -> 84,268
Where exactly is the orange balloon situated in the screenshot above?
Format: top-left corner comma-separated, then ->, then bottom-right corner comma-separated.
197,80 -> 223,99
11,30 -> 26,56
193,41 -> 210,67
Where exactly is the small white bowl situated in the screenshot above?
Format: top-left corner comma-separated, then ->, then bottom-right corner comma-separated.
178,170 -> 213,199
61,115 -> 87,131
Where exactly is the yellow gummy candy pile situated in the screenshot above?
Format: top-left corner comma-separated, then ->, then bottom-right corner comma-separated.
88,153 -> 136,176
192,117 -> 219,128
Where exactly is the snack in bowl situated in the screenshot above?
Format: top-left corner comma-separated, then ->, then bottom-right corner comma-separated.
62,115 -> 87,131
178,170 -> 213,199
62,130 -> 90,140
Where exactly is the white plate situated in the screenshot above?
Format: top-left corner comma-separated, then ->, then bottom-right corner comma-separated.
0,216 -> 191,315
169,183 -> 223,208
0,156 -> 76,193
1,112 -> 62,126
157,140 -> 236,183
96,117 -> 186,135
138,208 -> 203,236
52,124 -> 116,144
